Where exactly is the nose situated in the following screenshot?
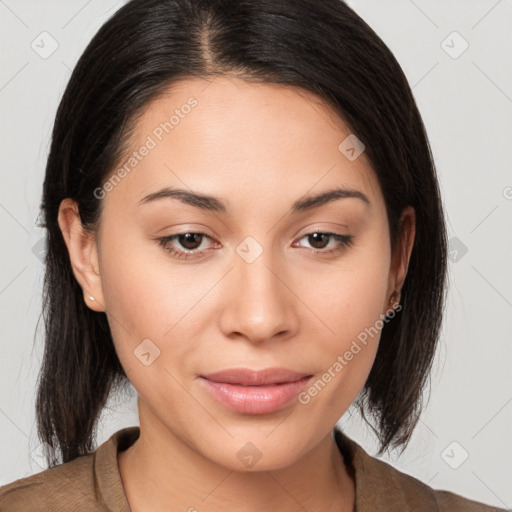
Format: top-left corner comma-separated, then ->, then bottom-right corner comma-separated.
218,241 -> 299,345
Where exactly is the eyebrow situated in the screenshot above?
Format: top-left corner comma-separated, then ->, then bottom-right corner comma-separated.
136,186 -> 370,213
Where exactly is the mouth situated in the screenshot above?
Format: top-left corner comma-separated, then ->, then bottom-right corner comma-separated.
199,368 -> 313,414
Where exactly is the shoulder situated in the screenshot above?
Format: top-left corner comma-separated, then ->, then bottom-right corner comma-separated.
334,428 -> 507,512
0,426 -> 138,512
433,488 -> 507,511
0,453 -> 100,511
371,456 -> 505,511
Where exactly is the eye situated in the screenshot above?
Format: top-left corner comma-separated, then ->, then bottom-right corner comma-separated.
155,231 -> 354,261
156,232 -> 218,260
293,232 -> 354,256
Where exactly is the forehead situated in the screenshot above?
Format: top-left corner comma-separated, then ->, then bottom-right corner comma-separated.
103,76 -> 382,215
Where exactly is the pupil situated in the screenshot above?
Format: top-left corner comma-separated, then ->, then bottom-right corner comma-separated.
309,233 -> 328,249
180,233 -> 201,250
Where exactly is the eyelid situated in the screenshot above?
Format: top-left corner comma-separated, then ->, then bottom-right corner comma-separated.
295,222 -> 350,236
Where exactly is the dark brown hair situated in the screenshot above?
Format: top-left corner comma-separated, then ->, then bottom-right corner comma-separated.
36,0 -> 447,467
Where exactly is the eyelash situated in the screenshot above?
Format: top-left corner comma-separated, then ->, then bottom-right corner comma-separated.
155,231 -> 354,260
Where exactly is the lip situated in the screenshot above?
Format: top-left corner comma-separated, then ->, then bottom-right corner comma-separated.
199,368 -> 313,415
202,367 -> 310,386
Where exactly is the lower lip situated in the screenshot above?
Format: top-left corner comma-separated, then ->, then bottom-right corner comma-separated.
199,376 -> 312,415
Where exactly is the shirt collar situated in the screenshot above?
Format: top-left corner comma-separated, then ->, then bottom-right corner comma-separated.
333,425 -> 437,511
94,425 -> 434,512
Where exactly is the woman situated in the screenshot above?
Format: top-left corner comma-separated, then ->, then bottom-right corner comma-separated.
0,0 -> 505,510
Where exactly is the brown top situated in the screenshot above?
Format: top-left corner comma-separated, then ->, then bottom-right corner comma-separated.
0,426 -> 505,511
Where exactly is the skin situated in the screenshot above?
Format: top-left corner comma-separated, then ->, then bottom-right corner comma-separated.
58,76 -> 415,512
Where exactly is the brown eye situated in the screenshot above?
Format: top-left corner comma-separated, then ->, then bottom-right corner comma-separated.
177,233 -> 204,250
156,232 -> 216,260
295,232 -> 354,254
307,233 -> 331,249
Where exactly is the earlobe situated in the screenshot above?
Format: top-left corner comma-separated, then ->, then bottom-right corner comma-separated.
57,198 -> 105,312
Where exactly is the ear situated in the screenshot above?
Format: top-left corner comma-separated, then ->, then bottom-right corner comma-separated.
386,206 -> 415,308
57,198 -> 105,312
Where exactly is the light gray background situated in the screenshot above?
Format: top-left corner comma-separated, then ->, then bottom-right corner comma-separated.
1,0 -> 511,508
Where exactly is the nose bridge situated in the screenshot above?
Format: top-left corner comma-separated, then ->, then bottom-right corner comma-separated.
221,234 -> 295,341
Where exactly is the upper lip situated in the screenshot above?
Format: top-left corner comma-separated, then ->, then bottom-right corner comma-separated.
201,368 -> 312,386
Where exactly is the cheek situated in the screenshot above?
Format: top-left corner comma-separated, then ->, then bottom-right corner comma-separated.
99,213 -> 209,330
305,229 -> 391,342
97,224 -> 223,398
294,230 -> 391,408
97,225 -> 180,367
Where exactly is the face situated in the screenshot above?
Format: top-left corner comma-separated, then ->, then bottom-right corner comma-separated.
59,76 -> 414,471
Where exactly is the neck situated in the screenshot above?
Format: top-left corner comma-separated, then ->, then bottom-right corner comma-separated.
118,405 -> 355,512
